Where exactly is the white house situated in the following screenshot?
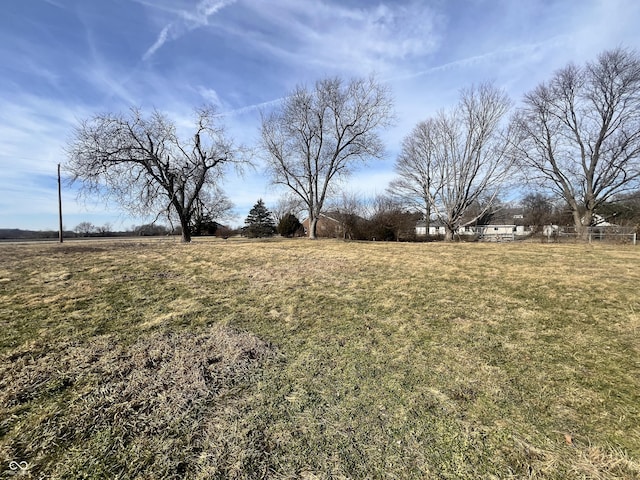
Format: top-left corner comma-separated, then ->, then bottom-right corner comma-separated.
415,221 -> 449,236
416,214 -> 530,240
415,221 -> 478,236
475,224 -> 527,236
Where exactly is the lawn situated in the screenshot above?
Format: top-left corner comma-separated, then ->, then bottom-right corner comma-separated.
0,238 -> 639,479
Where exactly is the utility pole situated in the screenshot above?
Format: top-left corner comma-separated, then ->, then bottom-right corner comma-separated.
58,163 -> 63,243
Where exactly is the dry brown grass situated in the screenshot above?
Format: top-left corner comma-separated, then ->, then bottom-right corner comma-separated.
0,238 -> 639,479
1,322 -> 277,479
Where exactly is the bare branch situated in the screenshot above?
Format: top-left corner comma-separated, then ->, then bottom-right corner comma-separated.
390,83 -> 514,241
261,76 -> 394,239
512,47 -> 640,238
65,105 -> 244,242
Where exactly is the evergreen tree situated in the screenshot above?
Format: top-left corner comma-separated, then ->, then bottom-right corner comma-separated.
277,213 -> 302,237
244,199 -> 276,238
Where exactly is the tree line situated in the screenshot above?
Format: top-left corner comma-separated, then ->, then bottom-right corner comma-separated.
66,47 -> 640,242
242,195 -> 420,241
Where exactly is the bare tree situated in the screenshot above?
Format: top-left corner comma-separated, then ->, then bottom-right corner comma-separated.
598,190 -> 640,227
74,221 -> 95,237
270,194 -> 305,225
388,121 -> 437,232
368,194 -> 419,241
521,192 -> 555,233
327,190 -> 368,240
66,106 -> 242,243
261,76 -> 394,239
512,47 -> 640,239
191,187 -> 234,235
95,223 -> 113,236
391,83 -> 514,241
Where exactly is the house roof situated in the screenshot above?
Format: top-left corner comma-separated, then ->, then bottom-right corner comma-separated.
302,211 -> 367,224
416,220 -> 446,228
416,219 -> 526,229
460,207 -> 526,226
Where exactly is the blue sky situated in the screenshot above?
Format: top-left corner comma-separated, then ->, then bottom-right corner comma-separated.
2,0 -> 640,230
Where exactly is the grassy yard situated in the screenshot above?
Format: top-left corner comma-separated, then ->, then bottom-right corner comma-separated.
0,238 -> 639,479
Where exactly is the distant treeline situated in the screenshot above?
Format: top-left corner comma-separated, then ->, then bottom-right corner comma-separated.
0,222 -> 234,240
0,229 -> 128,240
0,229 -> 69,240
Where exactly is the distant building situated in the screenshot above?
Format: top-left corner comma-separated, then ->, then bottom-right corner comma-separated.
416,207 -> 531,240
301,211 -> 368,239
301,213 -> 346,238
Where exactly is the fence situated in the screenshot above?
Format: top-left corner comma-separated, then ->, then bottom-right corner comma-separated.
477,232 -> 516,242
547,226 -> 638,244
587,230 -> 636,244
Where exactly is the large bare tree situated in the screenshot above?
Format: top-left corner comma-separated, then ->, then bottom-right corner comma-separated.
388,121 -> 437,233
391,83 -> 514,241
66,106 -> 241,242
261,76 -> 394,239
512,47 -> 640,239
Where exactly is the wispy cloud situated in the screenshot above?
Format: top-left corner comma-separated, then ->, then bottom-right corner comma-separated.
391,35 -> 572,82
142,0 -> 237,61
195,87 -> 284,116
197,86 -> 223,107
143,24 -> 171,61
83,65 -> 139,105
42,0 -> 66,9
190,0 -> 234,22
190,0 -> 442,85
219,97 -> 286,117
0,93 -> 93,228
234,1 -> 444,76
0,95 -> 87,175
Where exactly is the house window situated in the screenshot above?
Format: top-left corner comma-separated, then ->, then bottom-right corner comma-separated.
494,227 -> 499,231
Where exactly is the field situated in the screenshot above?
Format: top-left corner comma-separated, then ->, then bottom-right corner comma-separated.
0,238 -> 639,479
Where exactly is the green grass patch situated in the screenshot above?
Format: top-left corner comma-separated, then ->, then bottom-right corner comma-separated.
1,238 -> 639,478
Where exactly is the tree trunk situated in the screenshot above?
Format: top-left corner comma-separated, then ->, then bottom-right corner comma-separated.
309,216 -> 318,240
444,227 -> 454,242
179,216 -> 192,243
572,208 -> 590,241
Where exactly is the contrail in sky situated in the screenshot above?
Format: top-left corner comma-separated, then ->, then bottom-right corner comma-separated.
142,0 -> 237,61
